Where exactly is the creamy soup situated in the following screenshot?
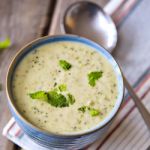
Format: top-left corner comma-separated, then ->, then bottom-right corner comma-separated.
12,41 -> 118,134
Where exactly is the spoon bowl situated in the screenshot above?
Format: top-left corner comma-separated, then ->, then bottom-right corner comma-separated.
63,2 -> 117,52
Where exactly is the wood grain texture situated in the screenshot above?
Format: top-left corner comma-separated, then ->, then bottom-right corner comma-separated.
0,0 -> 52,149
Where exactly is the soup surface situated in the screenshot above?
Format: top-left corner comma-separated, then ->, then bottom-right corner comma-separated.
12,41 -> 118,134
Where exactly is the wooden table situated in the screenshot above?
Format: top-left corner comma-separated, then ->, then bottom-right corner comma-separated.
0,0 -> 149,150
0,1 -> 54,149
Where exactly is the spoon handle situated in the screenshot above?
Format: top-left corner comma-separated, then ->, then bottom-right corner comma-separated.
123,74 -> 150,130
104,0 -> 125,16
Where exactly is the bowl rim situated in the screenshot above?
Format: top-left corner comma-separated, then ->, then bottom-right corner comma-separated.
6,34 -> 124,137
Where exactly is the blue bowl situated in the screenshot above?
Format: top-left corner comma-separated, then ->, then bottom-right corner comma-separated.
6,35 -> 124,149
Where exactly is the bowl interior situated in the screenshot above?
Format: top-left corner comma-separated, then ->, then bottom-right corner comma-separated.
7,35 -> 124,136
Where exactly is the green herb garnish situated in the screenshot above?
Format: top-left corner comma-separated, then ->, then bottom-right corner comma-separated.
29,87 -> 76,108
0,38 -> 11,50
89,108 -> 99,116
29,91 -> 48,101
58,84 -> 67,92
59,60 -> 72,70
67,93 -> 75,105
48,90 -> 69,107
88,71 -> 103,87
78,106 -> 100,117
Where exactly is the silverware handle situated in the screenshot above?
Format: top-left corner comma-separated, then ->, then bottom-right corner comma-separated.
104,0 -> 125,16
123,74 -> 150,130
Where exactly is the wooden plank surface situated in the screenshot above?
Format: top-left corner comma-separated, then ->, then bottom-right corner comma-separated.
49,0 -> 150,85
0,0 -> 53,150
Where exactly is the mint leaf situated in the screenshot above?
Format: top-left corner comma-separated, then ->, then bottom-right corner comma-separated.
67,93 -> 75,105
89,108 -> 99,116
48,91 -> 69,107
29,85 -> 76,108
78,106 -> 100,117
0,38 -> 11,49
59,60 -> 72,70
88,71 -> 103,87
58,84 -> 67,92
29,91 -> 48,101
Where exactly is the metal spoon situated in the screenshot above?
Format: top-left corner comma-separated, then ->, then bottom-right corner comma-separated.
63,1 -> 117,53
63,1 -> 150,130
63,0 -> 124,53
